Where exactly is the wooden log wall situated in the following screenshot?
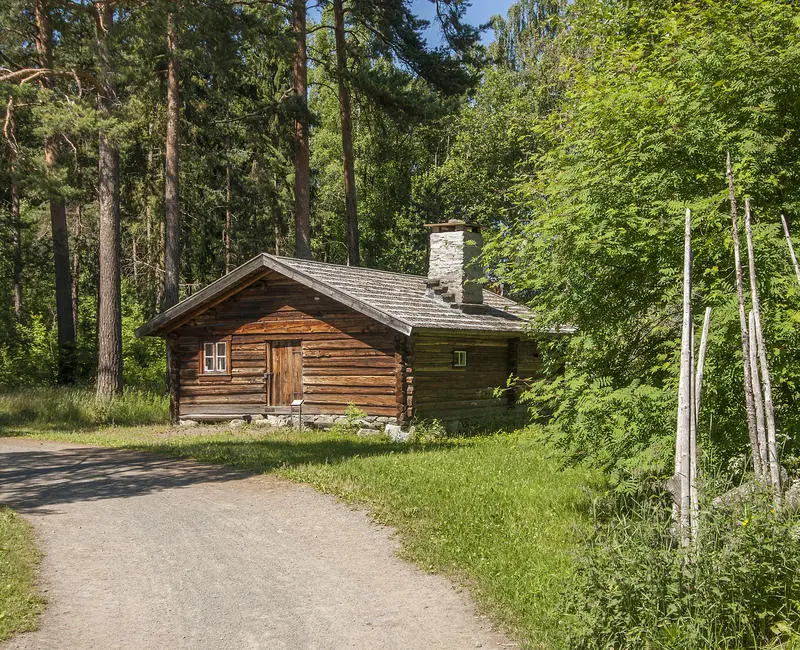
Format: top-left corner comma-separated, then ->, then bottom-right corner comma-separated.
409,331 -> 541,422
173,271 -> 400,418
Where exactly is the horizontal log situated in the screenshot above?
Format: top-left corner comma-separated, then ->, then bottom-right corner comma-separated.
303,375 -> 395,387
303,385 -> 395,395
299,394 -> 396,407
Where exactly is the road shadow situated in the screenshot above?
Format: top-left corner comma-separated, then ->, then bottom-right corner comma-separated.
0,445 -> 251,514
0,435 -> 457,513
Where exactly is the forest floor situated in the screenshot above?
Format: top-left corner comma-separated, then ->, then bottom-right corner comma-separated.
0,421 -> 601,649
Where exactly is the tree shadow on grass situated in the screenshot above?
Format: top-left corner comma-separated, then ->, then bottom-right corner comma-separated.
0,433 -> 457,513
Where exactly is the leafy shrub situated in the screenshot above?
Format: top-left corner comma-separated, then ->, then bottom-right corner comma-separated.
0,316 -> 58,388
408,419 -> 448,443
564,494 -> 800,649
328,402 -> 368,436
122,304 -> 166,392
524,371 -> 675,494
0,387 -> 169,429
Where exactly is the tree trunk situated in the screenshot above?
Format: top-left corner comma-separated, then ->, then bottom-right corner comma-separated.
333,0 -> 359,266
744,198 -> 780,494
781,214 -> 800,288
35,0 -> 76,383
164,11 -> 181,421
726,154 -> 761,476
292,0 -> 311,259
95,1 -> 123,397
71,204 -> 81,331
272,174 -> 282,255
225,140 -> 232,273
10,152 -> 22,320
164,11 -> 180,308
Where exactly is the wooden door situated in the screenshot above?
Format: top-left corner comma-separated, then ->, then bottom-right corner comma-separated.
266,341 -> 303,406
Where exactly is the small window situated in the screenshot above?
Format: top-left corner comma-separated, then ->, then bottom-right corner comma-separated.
453,350 -> 467,368
203,340 -> 228,373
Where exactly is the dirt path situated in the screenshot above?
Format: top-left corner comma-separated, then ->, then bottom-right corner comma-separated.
0,438 -> 508,649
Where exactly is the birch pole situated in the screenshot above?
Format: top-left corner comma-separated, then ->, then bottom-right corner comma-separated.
781,214 -> 800,288
674,208 -> 694,547
726,154 -> 761,476
690,327 -> 699,541
748,310 -> 768,477
744,199 -> 781,495
694,307 -> 711,423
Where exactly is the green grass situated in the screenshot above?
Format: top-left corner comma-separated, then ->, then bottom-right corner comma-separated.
0,387 -> 169,430
0,506 -> 45,641
0,389 -> 601,648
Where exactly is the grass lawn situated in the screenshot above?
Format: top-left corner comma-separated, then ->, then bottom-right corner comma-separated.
0,506 -> 45,641
1,393 -> 601,649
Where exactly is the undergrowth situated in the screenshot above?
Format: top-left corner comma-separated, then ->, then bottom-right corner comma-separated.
0,387 -> 169,430
564,490 -> 800,649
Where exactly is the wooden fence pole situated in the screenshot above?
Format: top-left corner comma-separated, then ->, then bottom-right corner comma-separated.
748,310 -> 768,478
744,198 -> 781,495
675,208 -> 694,547
781,214 -> 800,287
727,154 -> 762,476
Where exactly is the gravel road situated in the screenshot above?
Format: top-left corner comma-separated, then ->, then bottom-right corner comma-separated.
0,438 -> 509,649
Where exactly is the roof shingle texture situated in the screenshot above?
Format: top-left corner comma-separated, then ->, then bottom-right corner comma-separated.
270,255 -> 533,332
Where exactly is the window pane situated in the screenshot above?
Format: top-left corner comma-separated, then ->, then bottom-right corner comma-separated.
204,343 -> 215,372
216,342 -> 227,372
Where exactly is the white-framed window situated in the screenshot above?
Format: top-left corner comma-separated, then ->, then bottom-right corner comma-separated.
453,350 -> 467,368
203,341 -> 228,373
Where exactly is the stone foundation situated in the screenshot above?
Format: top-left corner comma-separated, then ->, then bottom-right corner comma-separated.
180,414 -> 398,431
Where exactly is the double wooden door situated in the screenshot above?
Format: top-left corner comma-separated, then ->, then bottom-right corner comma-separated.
265,341 -> 303,406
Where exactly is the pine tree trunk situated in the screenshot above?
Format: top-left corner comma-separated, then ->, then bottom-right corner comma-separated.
71,205 -> 81,330
272,174 -> 282,255
95,1 -> 123,397
726,154 -> 761,476
164,11 -> 180,308
10,152 -> 22,320
744,198 -> 780,494
781,214 -> 800,288
292,0 -> 311,259
333,0 -> 359,266
225,137 -> 232,274
35,0 -> 76,384
165,11 -> 180,422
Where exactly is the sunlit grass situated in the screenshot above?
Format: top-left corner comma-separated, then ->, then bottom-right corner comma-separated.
0,507 -> 45,641
0,387 -> 169,430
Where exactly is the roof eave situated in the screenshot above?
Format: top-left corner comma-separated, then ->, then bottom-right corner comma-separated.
135,254 -> 414,338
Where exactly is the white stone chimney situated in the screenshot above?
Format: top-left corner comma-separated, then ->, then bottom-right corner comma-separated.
424,220 -> 484,305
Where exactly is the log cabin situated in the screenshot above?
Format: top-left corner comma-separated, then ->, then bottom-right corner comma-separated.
136,220 -> 570,429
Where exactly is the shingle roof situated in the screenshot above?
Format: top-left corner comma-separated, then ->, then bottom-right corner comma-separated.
136,253 -> 567,338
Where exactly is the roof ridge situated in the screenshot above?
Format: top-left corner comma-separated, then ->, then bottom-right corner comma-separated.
266,254 -> 427,281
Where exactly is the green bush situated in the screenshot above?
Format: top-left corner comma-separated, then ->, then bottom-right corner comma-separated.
564,494 -> 800,649
0,387 -> 169,430
524,371 -> 675,495
328,402 -> 368,436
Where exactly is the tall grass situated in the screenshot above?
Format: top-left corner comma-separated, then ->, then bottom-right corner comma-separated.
0,387 -> 169,430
